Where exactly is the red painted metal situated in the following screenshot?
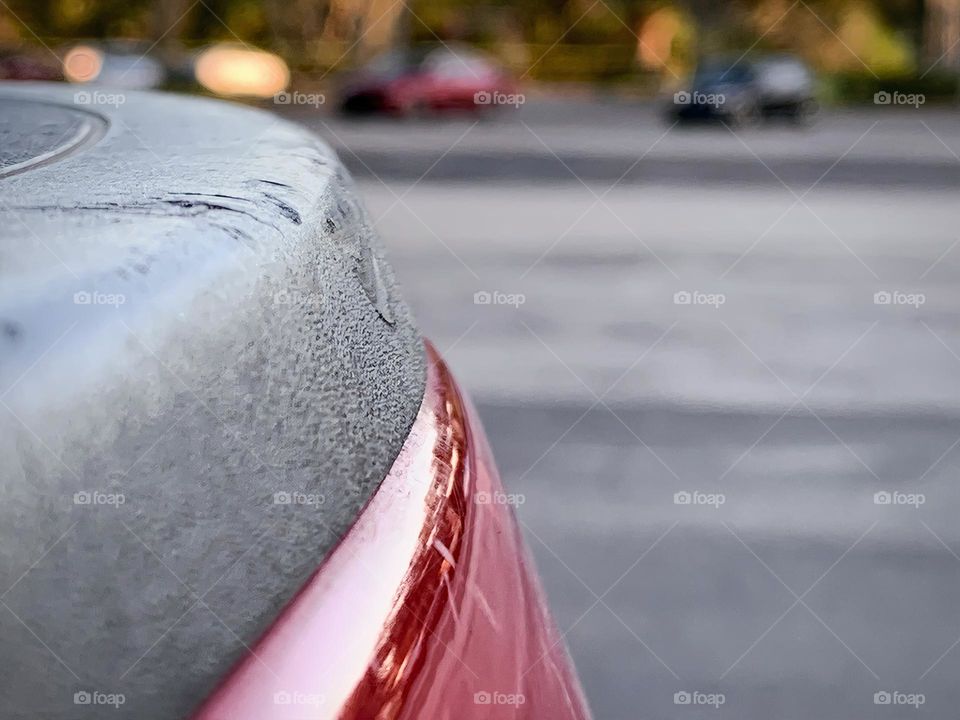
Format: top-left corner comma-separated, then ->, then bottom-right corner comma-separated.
194,342 -> 591,719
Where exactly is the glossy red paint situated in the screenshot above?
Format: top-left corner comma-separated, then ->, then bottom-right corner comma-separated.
341,50 -> 515,115
194,343 -> 590,719
383,71 -> 512,113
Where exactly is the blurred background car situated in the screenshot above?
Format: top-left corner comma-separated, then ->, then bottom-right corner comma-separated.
0,52 -> 61,81
670,54 -> 817,124
62,42 -> 165,89
339,45 -> 515,115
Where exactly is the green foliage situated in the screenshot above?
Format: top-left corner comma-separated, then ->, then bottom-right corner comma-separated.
0,0 -> 953,86
825,70 -> 959,103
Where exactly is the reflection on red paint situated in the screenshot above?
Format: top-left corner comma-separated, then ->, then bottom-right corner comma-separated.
194,342 -> 591,719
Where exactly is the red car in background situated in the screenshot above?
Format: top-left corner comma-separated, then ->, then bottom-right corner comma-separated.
340,45 -> 516,115
0,53 -> 62,81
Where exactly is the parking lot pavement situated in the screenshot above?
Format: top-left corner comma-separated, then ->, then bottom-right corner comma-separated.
304,100 -> 960,718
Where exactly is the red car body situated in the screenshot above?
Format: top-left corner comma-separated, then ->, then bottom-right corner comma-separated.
340,47 -> 515,115
0,84 -> 578,719
195,343 -> 591,719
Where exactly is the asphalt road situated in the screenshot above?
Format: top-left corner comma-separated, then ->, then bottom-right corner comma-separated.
295,99 -> 960,719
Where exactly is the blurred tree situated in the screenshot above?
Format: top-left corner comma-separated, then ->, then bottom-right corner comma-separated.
636,5 -> 696,79
923,0 -> 960,71
0,0 -> 947,82
264,0 -> 329,59
3,0 -> 154,41
151,0 -> 192,65
324,0 -> 406,62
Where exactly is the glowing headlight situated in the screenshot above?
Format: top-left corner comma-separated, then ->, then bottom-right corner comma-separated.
195,44 -> 289,98
63,45 -> 104,83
